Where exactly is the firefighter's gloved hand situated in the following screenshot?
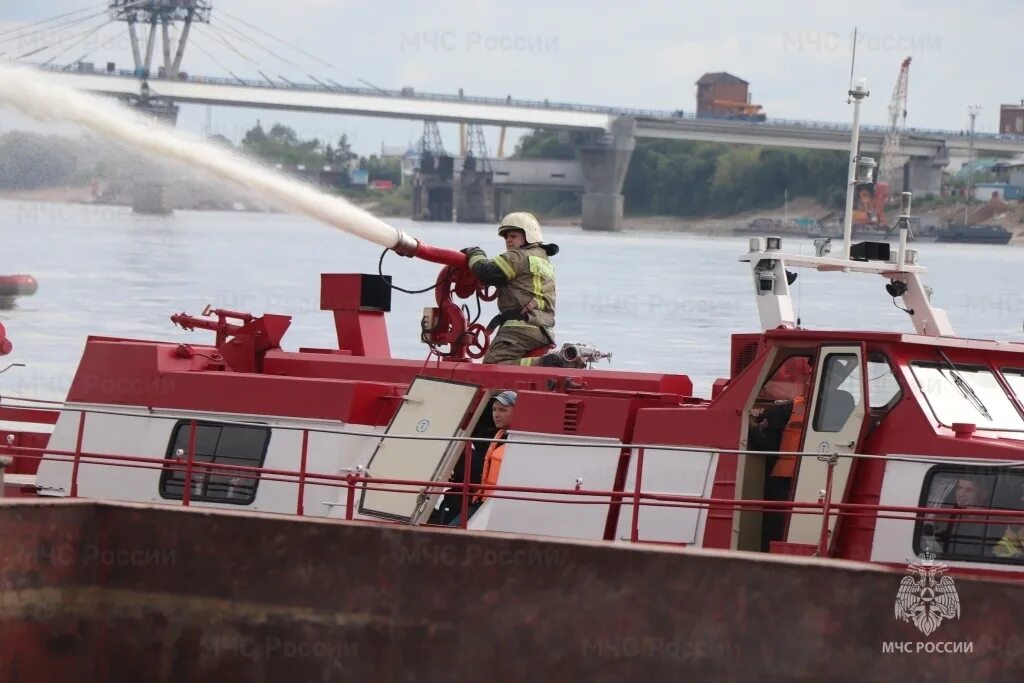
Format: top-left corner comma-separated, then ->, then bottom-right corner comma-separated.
462,247 -> 485,262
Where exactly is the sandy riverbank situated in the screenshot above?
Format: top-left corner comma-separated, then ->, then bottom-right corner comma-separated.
0,186 -> 97,203
548,195 -> 1024,244
6,186 -> 1023,244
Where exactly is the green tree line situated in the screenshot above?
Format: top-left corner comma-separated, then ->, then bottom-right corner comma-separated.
514,130 -> 848,216
0,124 -> 405,191
0,125 -> 848,217
240,122 -> 402,185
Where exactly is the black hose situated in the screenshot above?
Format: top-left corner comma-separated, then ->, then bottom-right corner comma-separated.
378,249 -> 442,294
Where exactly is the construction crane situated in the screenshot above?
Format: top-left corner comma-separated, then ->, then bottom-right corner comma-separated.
464,124 -> 492,173
878,57 -> 911,194
420,120 -> 445,157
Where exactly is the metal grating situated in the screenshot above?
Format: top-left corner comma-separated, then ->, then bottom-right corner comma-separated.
562,401 -> 582,433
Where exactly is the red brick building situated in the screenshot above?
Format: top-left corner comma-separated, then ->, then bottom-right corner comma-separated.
696,72 -> 750,117
1000,102 -> 1024,135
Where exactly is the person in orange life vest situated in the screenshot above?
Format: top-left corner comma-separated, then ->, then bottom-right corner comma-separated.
448,390 -> 516,526
748,357 -> 813,551
748,356 -> 813,456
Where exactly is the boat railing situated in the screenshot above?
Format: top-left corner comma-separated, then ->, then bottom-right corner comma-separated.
2,399 -> 1023,558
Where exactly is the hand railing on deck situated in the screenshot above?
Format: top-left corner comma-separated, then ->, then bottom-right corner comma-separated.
2,400 -> 1024,560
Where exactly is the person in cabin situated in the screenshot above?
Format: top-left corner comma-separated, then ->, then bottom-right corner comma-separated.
748,399 -> 794,453
993,526 -> 1024,559
952,477 -> 983,509
448,390 -> 517,526
992,481 -> 1024,559
748,356 -> 814,456
923,477 -> 990,557
748,356 -> 814,551
462,213 -> 577,367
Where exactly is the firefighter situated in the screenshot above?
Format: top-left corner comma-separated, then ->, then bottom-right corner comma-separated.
463,212 -> 574,366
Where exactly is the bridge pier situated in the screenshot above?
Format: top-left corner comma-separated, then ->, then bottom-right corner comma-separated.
131,181 -> 173,215
123,88 -> 179,214
455,164 -> 495,224
580,117 -> 635,231
903,153 -> 947,197
493,188 -> 514,223
412,156 -> 456,222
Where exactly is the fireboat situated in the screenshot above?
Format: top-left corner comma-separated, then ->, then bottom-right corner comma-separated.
3,78 -> 1022,571
1,80 -> 1022,681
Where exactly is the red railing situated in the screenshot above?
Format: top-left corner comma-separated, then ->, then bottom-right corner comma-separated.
3,403 -> 1024,559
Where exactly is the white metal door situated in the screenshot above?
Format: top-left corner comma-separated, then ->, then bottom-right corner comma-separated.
786,345 -> 867,546
359,376 -> 479,522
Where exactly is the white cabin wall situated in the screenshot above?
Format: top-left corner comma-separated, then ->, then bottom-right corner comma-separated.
303,427 -> 385,520
35,408 -> 105,497
34,403 -> 385,518
72,410 -> 176,502
614,449 -> 718,545
479,432 -> 623,540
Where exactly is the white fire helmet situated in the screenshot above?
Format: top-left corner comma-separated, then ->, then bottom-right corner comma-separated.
497,212 -> 543,244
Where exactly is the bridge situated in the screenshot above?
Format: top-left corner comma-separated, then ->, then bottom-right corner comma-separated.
35,67 -> 1024,158
11,1 -> 1023,230
490,159 -> 582,191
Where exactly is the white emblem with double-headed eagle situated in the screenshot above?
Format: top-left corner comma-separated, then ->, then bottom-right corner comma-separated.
894,552 -> 961,636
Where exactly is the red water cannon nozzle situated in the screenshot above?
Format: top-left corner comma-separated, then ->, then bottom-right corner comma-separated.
391,229 -> 470,269
389,230 -> 496,361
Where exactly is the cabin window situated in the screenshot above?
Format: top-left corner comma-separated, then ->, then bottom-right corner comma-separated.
914,466 -> 1024,564
867,353 -> 901,411
910,363 -> 1024,431
757,354 -> 813,402
811,353 -> 861,433
159,421 -> 271,505
999,369 -> 1024,406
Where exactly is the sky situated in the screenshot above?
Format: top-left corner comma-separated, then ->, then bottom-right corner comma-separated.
1,0 -> 1022,155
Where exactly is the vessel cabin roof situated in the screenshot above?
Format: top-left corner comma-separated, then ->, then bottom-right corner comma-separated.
63,336 -> 694,421
761,328 -> 1024,354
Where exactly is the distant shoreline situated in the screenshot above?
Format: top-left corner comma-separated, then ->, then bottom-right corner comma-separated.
0,189 -> 748,236
3,187 -> 1021,244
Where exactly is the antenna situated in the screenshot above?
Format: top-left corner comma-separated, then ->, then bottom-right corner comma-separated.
795,240 -> 802,328
847,27 -> 858,103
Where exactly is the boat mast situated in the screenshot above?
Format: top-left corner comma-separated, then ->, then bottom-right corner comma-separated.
842,79 -> 869,260
740,68 -> 955,338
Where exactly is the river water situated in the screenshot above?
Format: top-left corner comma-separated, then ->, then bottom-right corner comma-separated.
2,198 -> 1022,400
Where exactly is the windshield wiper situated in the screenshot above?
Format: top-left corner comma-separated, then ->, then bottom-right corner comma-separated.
936,349 -> 992,422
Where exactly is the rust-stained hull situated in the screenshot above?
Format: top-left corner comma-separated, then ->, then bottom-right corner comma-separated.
0,499 -> 1022,682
